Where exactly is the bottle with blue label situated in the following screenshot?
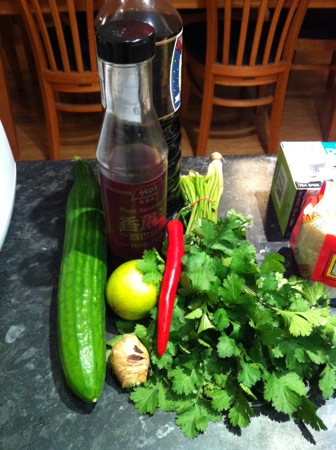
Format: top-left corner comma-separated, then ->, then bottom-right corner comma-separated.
95,0 -> 183,216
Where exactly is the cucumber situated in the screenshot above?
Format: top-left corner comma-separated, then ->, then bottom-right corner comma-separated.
58,158 -> 107,403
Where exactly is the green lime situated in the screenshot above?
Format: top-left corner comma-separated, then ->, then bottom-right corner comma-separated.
106,259 -> 157,321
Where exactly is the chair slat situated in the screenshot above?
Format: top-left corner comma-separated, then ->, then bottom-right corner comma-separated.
67,0 -> 84,72
29,0 -> 57,71
222,0 -> 232,65
49,0 -> 71,72
249,0 -> 268,66
86,0 -> 97,72
236,0 -> 251,66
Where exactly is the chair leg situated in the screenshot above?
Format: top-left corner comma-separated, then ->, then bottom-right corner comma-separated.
196,76 -> 215,156
267,74 -> 289,154
324,87 -> 336,141
326,51 -> 336,90
40,83 -> 61,160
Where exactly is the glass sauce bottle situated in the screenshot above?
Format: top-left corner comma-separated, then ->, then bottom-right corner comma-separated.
95,20 -> 168,260
95,0 -> 183,216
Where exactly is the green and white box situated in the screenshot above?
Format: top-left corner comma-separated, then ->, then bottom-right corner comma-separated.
271,141 -> 336,238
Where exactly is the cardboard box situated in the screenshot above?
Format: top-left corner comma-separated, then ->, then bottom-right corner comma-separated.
270,141 -> 336,238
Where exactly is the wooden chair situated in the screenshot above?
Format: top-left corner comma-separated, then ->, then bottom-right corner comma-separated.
19,0 -> 102,160
292,9 -> 336,90
181,0 -> 309,156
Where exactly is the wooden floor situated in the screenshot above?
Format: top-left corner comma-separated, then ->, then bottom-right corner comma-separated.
4,44 -> 335,161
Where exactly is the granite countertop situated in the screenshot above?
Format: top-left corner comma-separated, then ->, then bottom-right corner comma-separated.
0,156 -> 335,450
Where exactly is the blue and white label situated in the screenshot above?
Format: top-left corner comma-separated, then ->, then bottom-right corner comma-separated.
170,29 -> 183,111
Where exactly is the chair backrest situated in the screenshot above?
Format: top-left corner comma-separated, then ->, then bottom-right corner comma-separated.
19,0 -> 98,79
207,0 -> 309,70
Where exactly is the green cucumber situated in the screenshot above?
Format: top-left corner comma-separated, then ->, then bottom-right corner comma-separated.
58,158 -> 107,402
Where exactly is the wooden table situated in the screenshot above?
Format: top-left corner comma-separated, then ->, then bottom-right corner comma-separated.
0,0 -> 335,15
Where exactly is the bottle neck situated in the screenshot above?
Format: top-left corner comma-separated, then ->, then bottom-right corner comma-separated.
102,58 -> 153,122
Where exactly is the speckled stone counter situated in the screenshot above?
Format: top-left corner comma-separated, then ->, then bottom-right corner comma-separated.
1,156 -> 335,450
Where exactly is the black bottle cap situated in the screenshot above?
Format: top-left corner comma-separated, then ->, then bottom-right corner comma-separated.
95,20 -> 155,64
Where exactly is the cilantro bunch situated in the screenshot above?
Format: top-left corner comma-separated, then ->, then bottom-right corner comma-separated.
115,211 -> 336,439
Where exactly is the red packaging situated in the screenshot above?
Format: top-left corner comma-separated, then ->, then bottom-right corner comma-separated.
290,181 -> 336,288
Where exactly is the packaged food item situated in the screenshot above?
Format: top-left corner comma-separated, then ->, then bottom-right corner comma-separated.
290,181 -> 336,296
270,141 -> 336,238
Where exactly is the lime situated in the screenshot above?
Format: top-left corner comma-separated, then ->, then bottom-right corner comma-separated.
106,259 -> 157,321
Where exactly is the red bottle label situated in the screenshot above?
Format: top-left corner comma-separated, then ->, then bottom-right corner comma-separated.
99,171 -> 167,260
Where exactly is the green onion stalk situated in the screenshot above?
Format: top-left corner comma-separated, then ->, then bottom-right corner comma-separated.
179,152 -> 224,234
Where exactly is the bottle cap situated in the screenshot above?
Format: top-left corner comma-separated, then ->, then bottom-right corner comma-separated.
95,20 -> 155,64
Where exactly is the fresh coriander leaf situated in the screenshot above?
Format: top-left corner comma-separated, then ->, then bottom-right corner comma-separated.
213,308 -> 230,331
171,367 -> 203,395
230,241 -> 258,275
170,299 -> 187,332
259,253 -> 286,275
305,348 -> 327,365
288,297 -> 310,312
256,272 -> 281,292
302,282 -> 330,307
175,397 -> 222,438
264,372 -> 306,414
137,250 -> 164,290
213,372 -> 229,388
273,340 -> 306,371
228,321 -> 243,340
185,308 -> 203,320
217,334 -> 241,358
188,268 -> 218,294
226,210 -> 251,237
184,245 -> 209,271
130,383 -> 160,414
151,345 -> 174,369
133,324 -> 148,340
239,383 -> 258,400
197,220 -> 217,245
319,365 -> 336,399
277,307 -> 330,337
299,308 -> 330,327
171,368 -> 195,396
256,322 -> 283,346
210,385 -> 236,411
237,360 -> 262,388
323,321 -> 336,347
198,312 -> 215,333
228,391 -> 254,427
275,309 -> 313,337
218,273 -> 245,304
293,397 -> 327,431
156,380 -> 178,412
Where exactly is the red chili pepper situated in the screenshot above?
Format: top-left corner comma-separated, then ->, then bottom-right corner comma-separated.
157,219 -> 184,357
